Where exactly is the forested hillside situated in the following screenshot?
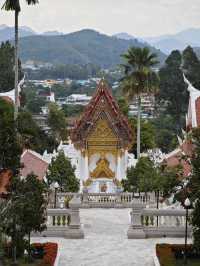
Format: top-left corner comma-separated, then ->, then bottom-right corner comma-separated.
18,29 -> 166,68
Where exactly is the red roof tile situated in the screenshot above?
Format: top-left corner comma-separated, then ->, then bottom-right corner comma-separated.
71,79 -> 133,149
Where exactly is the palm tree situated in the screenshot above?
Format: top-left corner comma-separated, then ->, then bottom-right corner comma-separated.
2,0 -> 38,120
121,47 -> 159,159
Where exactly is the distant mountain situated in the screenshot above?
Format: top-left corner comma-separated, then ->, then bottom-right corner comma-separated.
113,32 -> 135,40
0,25 -> 36,42
144,28 -> 200,54
18,29 -> 166,68
151,38 -> 189,55
43,31 -> 63,36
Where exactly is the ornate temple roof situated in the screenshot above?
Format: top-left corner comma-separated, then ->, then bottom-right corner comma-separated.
71,79 -> 133,150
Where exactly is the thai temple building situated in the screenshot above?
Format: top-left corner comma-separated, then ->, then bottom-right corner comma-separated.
70,79 -> 134,193
0,78 -> 135,193
43,80 -> 135,193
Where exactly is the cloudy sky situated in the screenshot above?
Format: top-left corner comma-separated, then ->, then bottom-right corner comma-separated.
0,0 -> 200,37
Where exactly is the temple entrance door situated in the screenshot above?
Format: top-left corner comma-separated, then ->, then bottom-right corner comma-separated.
88,178 -> 117,193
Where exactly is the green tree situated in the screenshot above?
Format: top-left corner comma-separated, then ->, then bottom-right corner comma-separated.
2,174 -> 47,261
192,194 -> 200,250
2,0 -> 39,119
62,104 -> 84,118
189,128 -> 200,199
48,103 -> 68,142
157,165 -> 183,198
47,151 -> 79,192
158,50 -> 188,131
122,157 -> 156,193
0,98 -> 21,172
26,96 -> 46,114
0,41 -> 22,92
19,174 -> 47,260
17,110 -> 57,153
189,128 -> 200,250
122,165 -> 139,193
129,118 -> 155,154
152,114 -> 178,153
117,97 -> 129,116
121,47 -> 159,158
182,46 -> 200,89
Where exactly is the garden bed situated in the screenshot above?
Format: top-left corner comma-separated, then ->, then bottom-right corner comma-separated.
156,244 -> 200,266
2,242 -> 58,266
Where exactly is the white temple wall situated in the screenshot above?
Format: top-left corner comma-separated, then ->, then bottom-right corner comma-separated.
79,154 -> 87,181
120,154 -> 126,180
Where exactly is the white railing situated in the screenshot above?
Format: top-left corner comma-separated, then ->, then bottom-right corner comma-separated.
47,209 -> 71,227
127,199 -> 193,239
141,208 -> 191,228
35,197 -> 84,239
53,191 -> 157,208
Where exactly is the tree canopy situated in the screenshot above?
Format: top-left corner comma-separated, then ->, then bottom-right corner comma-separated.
47,151 -> 79,192
47,103 -> 68,142
0,41 -> 22,92
17,110 -> 57,153
158,50 -> 188,131
1,173 -> 47,257
0,98 -> 21,172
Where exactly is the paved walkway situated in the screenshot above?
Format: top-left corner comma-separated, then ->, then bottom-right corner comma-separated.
32,209 -> 187,266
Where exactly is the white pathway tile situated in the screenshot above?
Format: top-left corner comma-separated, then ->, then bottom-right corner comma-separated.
32,209 -> 187,266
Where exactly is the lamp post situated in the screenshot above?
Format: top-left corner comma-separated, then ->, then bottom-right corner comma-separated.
53,182 -> 59,208
184,197 -> 191,265
156,190 -> 160,227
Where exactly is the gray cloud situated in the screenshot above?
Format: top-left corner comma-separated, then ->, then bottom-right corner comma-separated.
0,0 -> 200,37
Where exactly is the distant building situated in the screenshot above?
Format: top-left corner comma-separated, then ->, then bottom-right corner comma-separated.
22,60 -> 53,70
129,93 -> 155,119
66,94 -> 92,106
29,79 -> 64,88
38,91 -> 55,103
56,97 -> 67,107
21,149 -> 49,181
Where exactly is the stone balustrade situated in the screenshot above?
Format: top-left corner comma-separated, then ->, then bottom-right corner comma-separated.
34,196 -> 84,239
127,198 -> 192,239
54,191 -> 157,208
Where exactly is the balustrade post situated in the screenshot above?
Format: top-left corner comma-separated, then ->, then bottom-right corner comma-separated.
116,192 -> 122,207
82,187 -> 89,207
127,198 -> 146,239
68,196 -> 84,239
